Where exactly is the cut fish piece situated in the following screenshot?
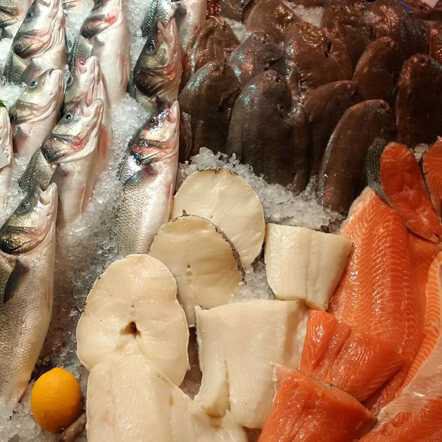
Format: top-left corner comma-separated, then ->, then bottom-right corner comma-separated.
423,139 -> 442,218
329,189 -> 424,413
301,310 -> 403,402
195,300 -> 306,429
172,170 -> 265,269
264,224 -> 352,310
87,353 -> 247,442
259,369 -> 374,442
367,141 -> 442,243
76,255 -> 189,385
149,215 -> 242,325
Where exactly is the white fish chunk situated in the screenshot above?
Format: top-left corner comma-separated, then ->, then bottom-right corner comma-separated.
265,224 -> 352,310
195,299 -> 307,428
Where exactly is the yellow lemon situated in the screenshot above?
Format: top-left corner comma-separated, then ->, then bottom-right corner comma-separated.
31,368 -> 82,433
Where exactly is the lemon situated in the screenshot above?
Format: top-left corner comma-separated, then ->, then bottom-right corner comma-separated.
31,368 -> 82,433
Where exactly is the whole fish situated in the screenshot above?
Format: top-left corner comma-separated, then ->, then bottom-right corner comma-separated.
10,68 -> 64,168
175,0 -> 207,51
0,183 -> 57,414
134,14 -> 182,112
79,0 -> 130,107
65,54 -> 111,156
0,105 -> 13,208
4,0 -> 66,84
0,0 -> 32,39
116,101 -> 179,256
42,99 -> 104,227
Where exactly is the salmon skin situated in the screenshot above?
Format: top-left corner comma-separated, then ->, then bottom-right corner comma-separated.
259,369 -> 374,442
423,139 -> 442,218
329,189 -> 424,412
367,140 -> 442,243
301,310 -> 403,402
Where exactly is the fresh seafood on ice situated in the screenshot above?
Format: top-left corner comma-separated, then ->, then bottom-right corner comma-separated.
41,99 -> 104,227
78,0 -> 130,107
172,169 -> 265,269
10,68 -> 64,170
4,0 -> 66,83
195,300 -> 306,429
116,101 -> 179,255
265,224 -> 352,310
134,4 -> 182,112
150,215 -> 242,325
0,184 -> 57,414
0,105 -> 13,208
87,353 -> 247,442
76,254 -> 189,384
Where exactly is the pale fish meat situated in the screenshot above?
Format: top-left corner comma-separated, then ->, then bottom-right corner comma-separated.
10,68 -> 64,169
134,6 -> 182,113
41,99 -> 105,227
4,0 -> 66,83
0,105 -> 13,209
79,0 -> 130,107
0,183 -> 57,414
116,101 -> 179,255
0,0 -> 33,39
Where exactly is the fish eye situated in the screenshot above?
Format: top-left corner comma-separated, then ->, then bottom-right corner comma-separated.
28,79 -> 38,88
64,113 -> 74,122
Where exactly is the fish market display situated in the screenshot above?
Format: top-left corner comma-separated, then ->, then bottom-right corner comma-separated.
2,0 -> 442,441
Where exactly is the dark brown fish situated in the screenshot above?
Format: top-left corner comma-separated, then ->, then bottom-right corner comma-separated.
219,0 -> 252,21
179,111 -> 193,162
183,16 -> 238,85
284,19 -> 353,96
322,1 -> 372,68
228,32 -> 283,87
244,0 -> 297,42
179,60 -> 240,154
396,54 -> 442,147
353,37 -> 402,106
429,21 -> 442,64
225,70 -> 296,186
365,0 -> 428,59
304,80 -> 361,180
318,99 -> 394,214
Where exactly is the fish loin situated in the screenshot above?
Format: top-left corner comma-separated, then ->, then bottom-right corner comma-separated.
116,102 -> 179,256
423,139 -> 442,218
0,184 -> 57,413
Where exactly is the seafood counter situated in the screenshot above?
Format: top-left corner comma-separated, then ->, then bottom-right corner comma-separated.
1,0 -> 442,441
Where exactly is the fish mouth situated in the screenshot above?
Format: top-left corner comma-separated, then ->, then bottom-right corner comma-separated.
81,12 -> 117,39
41,134 -> 76,163
13,30 -> 48,57
0,184 -> 57,255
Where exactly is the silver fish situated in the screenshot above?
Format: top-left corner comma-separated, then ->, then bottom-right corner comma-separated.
175,0 -> 207,51
0,0 -> 33,39
42,99 -> 104,226
134,15 -> 182,112
116,101 -> 179,255
0,183 -> 57,414
11,68 -> 64,168
0,106 -> 13,208
140,0 -> 175,41
79,0 -> 129,107
4,0 -> 66,83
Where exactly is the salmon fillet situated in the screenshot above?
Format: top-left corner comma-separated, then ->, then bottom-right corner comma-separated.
329,189 -> 424,412
379,142 -> 442,243
423,139 -> 442,218
259,369 -> 374,442
301,310 -> 403,402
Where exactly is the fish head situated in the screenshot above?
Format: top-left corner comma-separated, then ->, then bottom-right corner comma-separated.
130,101 -> 179,165
42,99 -> 104,164
66,55 -> 103,108
0,106 -> 12,170
81,0 -> 121,38
0,1 -> 18,29
13,0 -> 61,58
11,68 -> 64,125
0,183 -> 57,255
